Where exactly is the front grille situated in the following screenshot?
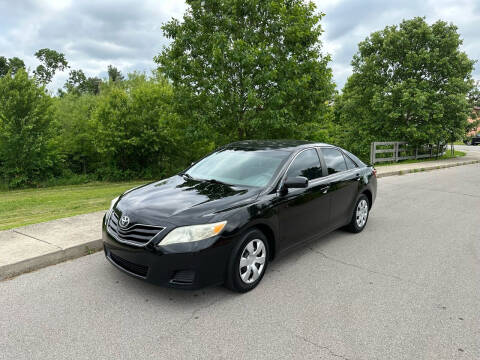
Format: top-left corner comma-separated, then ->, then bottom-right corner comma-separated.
109,252 -> 149,278
107,211 -> 164,246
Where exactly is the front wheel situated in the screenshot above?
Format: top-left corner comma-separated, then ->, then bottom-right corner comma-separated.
346,194 -> 370,233
225,229 -> 269,293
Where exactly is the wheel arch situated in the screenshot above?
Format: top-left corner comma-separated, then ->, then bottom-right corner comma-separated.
361,189 -> 373,207
245,223 -> 276,261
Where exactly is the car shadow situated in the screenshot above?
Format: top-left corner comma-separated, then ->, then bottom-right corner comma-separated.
268,228 -> 352,270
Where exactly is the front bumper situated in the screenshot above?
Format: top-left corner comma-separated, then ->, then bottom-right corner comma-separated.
102,226 -> 235,290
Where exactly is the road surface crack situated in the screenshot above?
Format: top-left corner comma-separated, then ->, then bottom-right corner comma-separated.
310,247 -> 422,287
12,230 -> 63,250
283,326 -> 355,360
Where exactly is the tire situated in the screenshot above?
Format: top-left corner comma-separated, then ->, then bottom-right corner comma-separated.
346,194 -> 370,233
225,229 -> 269,293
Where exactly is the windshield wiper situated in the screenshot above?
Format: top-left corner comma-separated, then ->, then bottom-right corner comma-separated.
182,173 -> 194,180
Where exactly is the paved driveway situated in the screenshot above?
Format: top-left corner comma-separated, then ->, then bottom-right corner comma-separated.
1,164 -> 479,360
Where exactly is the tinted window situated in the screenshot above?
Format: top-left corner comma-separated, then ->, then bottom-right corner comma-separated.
322,148 -> 347,175
286,149 -> 322,180
186,149 -> 290,187
344,154 -> 358,169
343,150 -> 366,167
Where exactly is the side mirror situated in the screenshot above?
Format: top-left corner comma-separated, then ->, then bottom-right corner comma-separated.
284,176 -> 308,189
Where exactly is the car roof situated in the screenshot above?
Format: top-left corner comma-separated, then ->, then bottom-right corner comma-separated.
224,140 -> 333,152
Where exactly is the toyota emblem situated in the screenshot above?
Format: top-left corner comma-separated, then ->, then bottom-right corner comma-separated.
119,215 -> 130,228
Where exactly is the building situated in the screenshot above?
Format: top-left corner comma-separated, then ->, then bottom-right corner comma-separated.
468,106 -> 480,136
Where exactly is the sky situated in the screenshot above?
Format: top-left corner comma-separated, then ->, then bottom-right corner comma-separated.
1,0 -> 479,92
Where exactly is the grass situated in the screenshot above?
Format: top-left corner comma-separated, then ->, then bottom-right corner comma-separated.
0,181 -> 147,231
375,150 -> 466,167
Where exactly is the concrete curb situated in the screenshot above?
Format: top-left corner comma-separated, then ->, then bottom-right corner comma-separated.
376,159 -> 480,178
0,238 -> 103,280
1,156 -> 479,281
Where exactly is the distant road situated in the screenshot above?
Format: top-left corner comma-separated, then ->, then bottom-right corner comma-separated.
1,163 -> 480,360
456,144 -> 480,154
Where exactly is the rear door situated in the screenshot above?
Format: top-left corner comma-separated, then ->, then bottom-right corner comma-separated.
277,148 -> 331,249
319,147 -> 360,228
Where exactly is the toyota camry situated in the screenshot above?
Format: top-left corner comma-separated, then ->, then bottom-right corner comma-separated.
103,140 -> 377,292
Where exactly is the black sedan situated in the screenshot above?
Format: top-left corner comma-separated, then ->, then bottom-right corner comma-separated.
471,133 -> 480,146
103,140 -> 377,292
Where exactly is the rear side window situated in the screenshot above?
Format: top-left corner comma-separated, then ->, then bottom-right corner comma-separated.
343,150 -> 366,167
344,154 -> 358,169
286,149 -> 322,180
322,148 -> 347,175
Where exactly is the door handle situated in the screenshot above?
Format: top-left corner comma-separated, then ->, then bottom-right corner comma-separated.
355,173 -> 361,181
320,185 -> 330,194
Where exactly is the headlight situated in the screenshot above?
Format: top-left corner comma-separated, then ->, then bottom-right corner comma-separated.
105,197 -> 119,225
110,196 -> 119,210
159,221 -> 227,246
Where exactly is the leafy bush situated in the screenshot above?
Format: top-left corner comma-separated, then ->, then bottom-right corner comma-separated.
52,92 -> 99,175
0,69 -> 56,187
92,73 -> 186,178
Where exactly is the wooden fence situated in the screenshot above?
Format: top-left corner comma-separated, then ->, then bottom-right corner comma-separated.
370,142 -> 446,164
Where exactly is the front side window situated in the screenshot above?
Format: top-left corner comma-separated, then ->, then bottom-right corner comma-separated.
322,148 -> 347,175
285,149 -> 322,180
186,149 -> 290,187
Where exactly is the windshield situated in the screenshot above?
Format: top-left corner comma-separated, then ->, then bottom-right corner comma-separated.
186,149 -> 290,187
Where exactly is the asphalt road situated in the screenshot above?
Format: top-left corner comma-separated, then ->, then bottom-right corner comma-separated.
456,144 -> 480,154
1,164 -> 480,360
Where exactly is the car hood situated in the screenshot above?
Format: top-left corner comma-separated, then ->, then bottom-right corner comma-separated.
115,175 -> 261,226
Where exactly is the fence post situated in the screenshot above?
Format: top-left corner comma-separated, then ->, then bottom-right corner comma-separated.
415,146 -> 418,160
394,142 -> 398,162
370,142 -> 375,164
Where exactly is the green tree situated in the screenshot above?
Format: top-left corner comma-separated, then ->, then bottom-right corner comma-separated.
64,69 -> 87,94
93,73 -> 182,178
337,17 -> 475,160
155,0 -> 334,143
0,56 -> 26,77
64,69 -> 103,95
107,65 -> 124,83
0,56 -> 8,77
53,93 -> 99,174
83,76 -> 102,95
469,81 -> 480,108
8,57 -> 26,76
0,69 -> 54,186
34,48 -> 69,84
464,81 -> 480,143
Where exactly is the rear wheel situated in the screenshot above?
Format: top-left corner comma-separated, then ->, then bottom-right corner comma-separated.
225,229 -> 269,293
346,194 -> 370,233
